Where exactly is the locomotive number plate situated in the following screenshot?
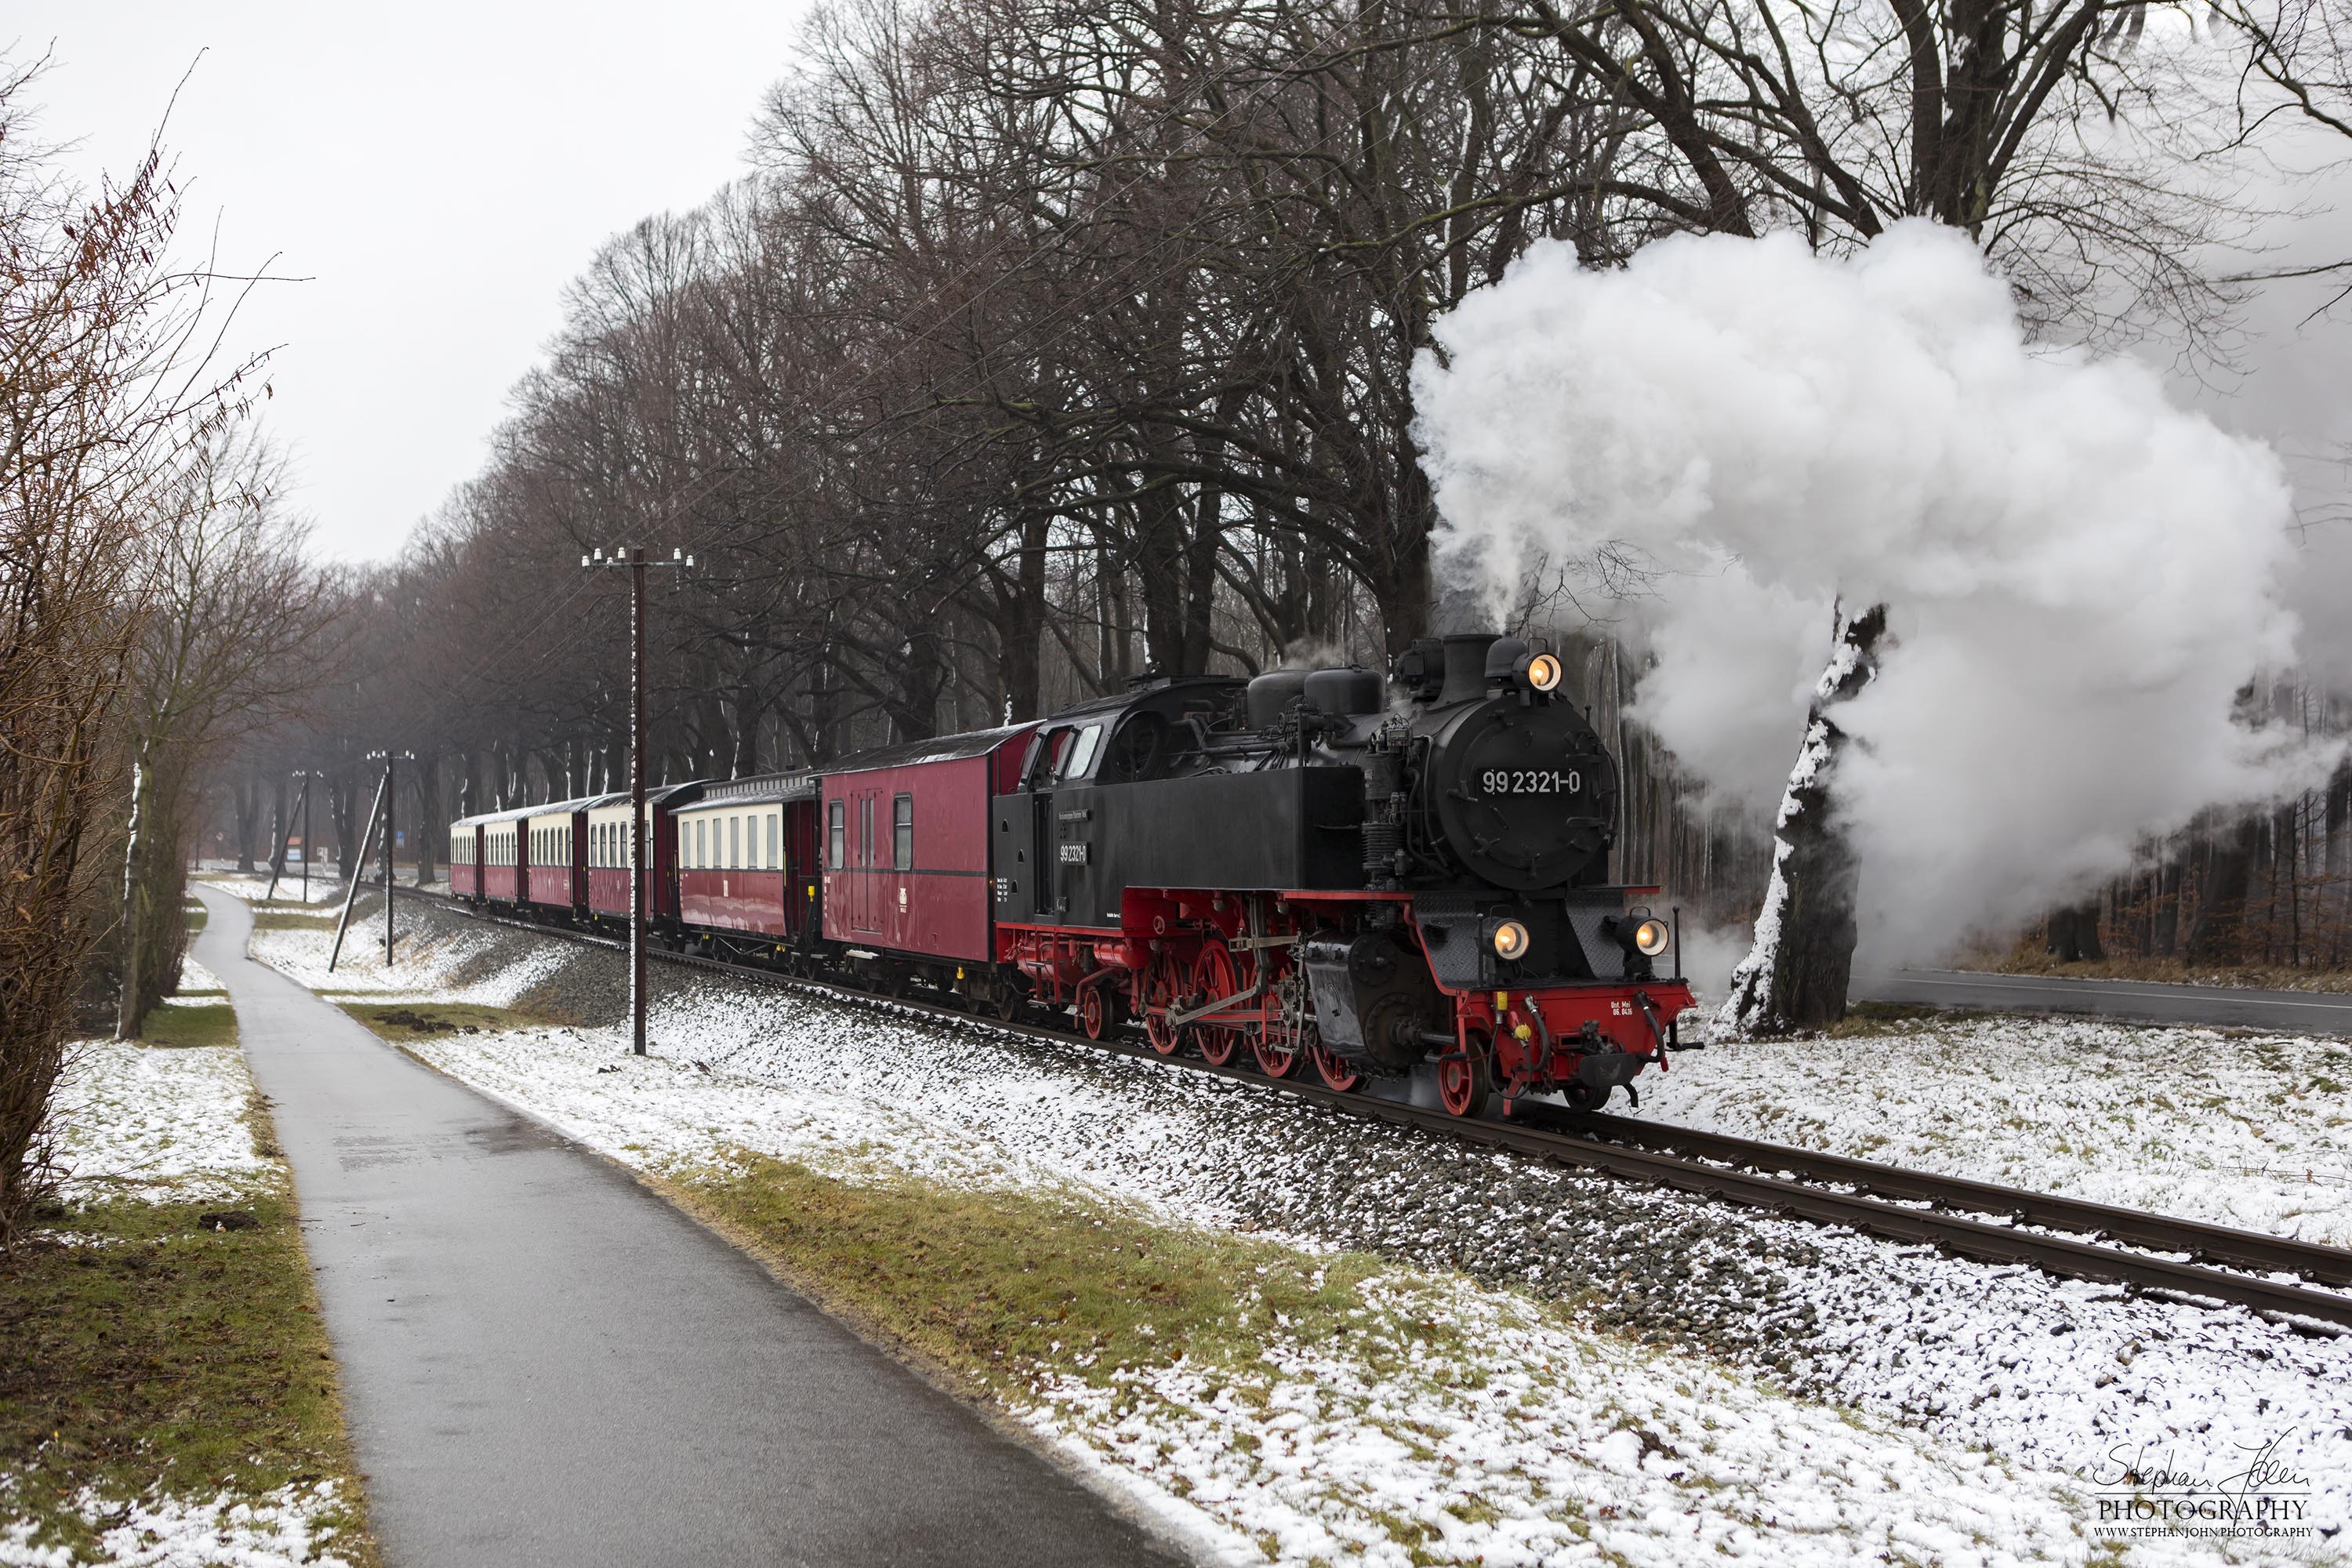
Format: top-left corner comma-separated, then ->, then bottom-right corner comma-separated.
1479,769 -> 1582,795
1058,842 -> 1090,865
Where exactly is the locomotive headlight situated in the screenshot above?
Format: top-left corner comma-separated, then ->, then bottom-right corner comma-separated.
1632,917 -> 1670,957
1524,652 -> 1563,692
1490,919 -> 1531,961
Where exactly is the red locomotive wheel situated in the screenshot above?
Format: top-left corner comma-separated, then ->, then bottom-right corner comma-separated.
1309,1040 -> 1362,1092
1254,1034 -> 1300,1078
1438,1036 -> 1494,1119
1077,983 -> 1111,1040
1144,1008 -> 1180,1054
1190,941 -> 1247,1067
1143,949 -> 1185,1055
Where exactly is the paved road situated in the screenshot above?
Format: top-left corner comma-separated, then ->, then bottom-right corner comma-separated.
191,887 -> 1184,1568
1861,967 -> 2352,1036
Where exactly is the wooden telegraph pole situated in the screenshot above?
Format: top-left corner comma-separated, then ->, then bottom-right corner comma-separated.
328,768 -> 389,974
365,749 -> 415,965
583,546 -> 692,1054
265,769 -> 320,902
300,773 -> 314,905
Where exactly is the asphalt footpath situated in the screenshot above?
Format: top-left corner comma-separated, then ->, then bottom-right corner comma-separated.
190,885 -> 1185,1568
1861,967 -> 2352,1036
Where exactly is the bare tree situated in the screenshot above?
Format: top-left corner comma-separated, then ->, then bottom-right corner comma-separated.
114,428 -> 336,1040
0,60 -> 270,1245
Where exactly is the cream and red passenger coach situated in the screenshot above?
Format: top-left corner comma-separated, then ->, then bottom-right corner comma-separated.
673,775 -> 821,948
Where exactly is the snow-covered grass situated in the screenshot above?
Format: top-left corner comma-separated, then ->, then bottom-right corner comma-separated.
193,871 -> 347,906
255,912 -> 2351,1566
1643,1014 -> 2352,1247
9,1038 -> 369,1566
247,902 -> 575,1013
1029,1271 -> 2110,1568
0,1482 -> 356,1568
47,1040 -> 270,1205
172,955 -> 224,996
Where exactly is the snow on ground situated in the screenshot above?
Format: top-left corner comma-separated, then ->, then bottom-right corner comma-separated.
193,870 -> 347,906
1036,1272 -> 2135,1568
47,1040 -> 268,1204
246,897 -> 572,1011
16,1043 -> 354,1566
173,956 -> 223,996
1642,1019 -> 2352,1248
0,1483 -> 354,1568
252,911 -> 2352,1565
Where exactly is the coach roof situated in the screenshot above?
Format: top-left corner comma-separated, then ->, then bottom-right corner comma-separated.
822,723 -> 1033,777
680,771 -> 818,808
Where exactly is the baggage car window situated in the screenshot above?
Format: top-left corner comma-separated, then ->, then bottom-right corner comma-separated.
893,794 -> 913,870
828,801 -> 844,869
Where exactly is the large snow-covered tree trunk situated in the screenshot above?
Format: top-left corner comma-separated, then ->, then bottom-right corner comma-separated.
1718,602 -> 1888,1038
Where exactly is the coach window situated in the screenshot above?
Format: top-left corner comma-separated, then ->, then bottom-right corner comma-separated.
892,794 -> 913,870
860,796 -> 873,865
766,812 -> 778,869
827,800 -> 845,869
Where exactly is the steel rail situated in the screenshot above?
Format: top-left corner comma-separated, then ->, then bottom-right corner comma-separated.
1554,1109 -> 2352,1288
405,887 -> 2352,1330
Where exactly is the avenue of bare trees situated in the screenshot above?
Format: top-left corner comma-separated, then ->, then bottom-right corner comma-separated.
260,0 -> 2352,1013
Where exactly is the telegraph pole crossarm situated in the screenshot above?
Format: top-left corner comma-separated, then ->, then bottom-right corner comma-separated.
582,545 -> 694,1056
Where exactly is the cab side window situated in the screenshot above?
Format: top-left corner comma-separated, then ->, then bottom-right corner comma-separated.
1060,724 -> 1103,782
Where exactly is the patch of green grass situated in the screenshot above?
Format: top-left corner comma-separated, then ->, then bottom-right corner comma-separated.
183,902 -> 209,934
249,909 -> 339,931
143,1004 -> 237,1051
673,1152 -> 1384,1399
1828,1001 -> 1950,1038
0,1192 -> 376,1563
338,1000 -> 557,1038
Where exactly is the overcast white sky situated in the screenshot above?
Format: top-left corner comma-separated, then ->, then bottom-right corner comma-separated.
13,2 -> 810,561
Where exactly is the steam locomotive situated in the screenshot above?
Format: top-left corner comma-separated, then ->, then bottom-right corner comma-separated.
450,631 -> 1693,1117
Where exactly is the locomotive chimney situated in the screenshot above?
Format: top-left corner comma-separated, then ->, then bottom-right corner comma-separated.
1437,633 -> 1501,706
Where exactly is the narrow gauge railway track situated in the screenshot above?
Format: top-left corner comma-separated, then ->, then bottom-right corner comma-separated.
407,887 -> 2352,1332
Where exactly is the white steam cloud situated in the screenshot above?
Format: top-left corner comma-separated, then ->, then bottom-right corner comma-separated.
1415,220 -> 2332,965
